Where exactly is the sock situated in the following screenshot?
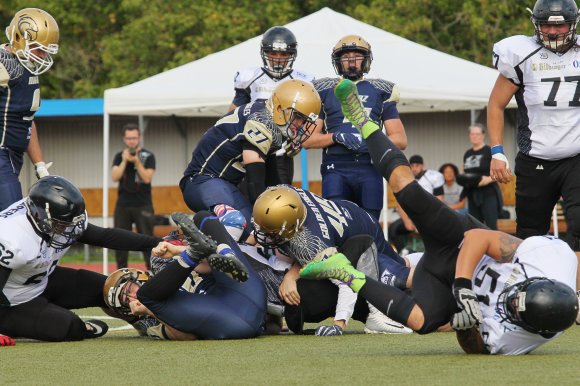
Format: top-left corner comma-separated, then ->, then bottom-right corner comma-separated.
361,120 -> 380,139
359,277 -> 416,325
365,130 -> 409,181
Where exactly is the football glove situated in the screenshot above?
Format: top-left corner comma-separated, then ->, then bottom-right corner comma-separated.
34,161 -> 53,179
452,278 -> 482,330
0,334 -> 15,347
332,132 -> 362,151
314,325 -> 343,336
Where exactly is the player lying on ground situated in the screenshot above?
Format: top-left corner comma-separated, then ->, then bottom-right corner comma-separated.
0,176 -> 161,343
104,211 -> 266,340
299,79 -> 579,355
252,184 -> 412,335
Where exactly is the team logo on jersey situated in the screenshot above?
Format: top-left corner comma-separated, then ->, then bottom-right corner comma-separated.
539,52 -> 548,59
360,95 -> 369,103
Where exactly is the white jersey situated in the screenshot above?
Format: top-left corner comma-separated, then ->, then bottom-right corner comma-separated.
417,169 -> 444,195
493,35 -> 580,160
472,236 -> 577,355
0,199 -> 88,306
233,67 -> 314,103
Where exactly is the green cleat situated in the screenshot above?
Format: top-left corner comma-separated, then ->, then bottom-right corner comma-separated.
333,79 -> 380,139
299,253 -> 366,292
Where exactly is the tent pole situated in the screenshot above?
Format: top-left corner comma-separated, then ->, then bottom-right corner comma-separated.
102,113 -> 110,275
300,148 -> 309,190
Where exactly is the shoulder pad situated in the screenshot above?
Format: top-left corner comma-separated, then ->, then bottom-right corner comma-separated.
290,69 -> 315,82
243,110 -> 284,154
234,67 -> 265,89
493,35 -> 540,83
0,49 -> 24,86
313,77 -> 340,92
367,78 -> 395,93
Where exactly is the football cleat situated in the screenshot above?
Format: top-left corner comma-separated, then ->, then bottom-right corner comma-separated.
84,319 -> 108,339
171,212 -> 217,260
364,305 -> 413,334
334,79 -> 380,139
207,244 -> 249,282
0,334 -> 15,347
299,252 -> 366,292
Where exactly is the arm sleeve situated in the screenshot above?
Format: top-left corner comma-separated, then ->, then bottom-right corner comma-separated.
245,162 -> 267,204
332,280 -> 357,322
78,223 -> 161,250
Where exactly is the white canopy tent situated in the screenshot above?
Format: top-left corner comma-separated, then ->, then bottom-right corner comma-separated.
102,7 -> 506,272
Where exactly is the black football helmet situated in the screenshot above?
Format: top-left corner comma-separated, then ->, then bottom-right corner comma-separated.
496,277 -> 579,335
261,26 -> 297,79
26,176 -> 86,248
529,0 -> 580,53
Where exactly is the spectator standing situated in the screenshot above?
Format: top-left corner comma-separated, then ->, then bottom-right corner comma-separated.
463,124 -> 502,230
111,123 -> 156,269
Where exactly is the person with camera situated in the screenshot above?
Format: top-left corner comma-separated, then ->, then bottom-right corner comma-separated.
111,123 -> 156,270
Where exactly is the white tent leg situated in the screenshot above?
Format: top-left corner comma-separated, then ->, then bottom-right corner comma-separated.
102,113 -> 110,275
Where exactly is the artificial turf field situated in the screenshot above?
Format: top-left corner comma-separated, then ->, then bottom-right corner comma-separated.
1,308 -> 579,385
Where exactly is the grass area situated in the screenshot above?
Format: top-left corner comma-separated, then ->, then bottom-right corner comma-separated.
2,308 -> 579,385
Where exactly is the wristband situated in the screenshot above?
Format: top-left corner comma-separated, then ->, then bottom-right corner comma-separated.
453,277 -> 473,290
491,145 -> 504,155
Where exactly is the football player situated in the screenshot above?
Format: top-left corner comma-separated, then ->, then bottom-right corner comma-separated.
0,8 -> 59,211
299,79 -> 579,355
252,185 -> 413,335
303,35 -> 407,220
229,26 -> 315,185
488,0 -> 580,265
180,79 -> 320,237
0,176 -> 161,342
104,211 -> 267,340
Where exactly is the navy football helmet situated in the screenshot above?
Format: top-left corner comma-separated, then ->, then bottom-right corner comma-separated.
529,0 -> 580,53
26,176 -> 86,248
497,277 -> 578,335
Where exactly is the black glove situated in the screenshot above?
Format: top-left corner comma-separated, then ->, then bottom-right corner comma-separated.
315,325 -> 343,336
451,278 -> 482,330
332,132 -> 362,150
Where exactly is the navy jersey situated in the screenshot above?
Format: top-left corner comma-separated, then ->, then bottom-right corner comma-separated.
314,77 -> 400,161
183,101 -> 284,185
278,186 -> 389,266
0,47 -> 40,152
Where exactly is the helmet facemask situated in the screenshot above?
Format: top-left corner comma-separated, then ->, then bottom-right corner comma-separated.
251,217 -> 297,247
276,104 -> 318,146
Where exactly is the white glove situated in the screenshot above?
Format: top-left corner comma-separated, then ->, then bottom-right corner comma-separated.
452,284 -> 483,331
34,161 -> 53,179
315,325 -> 343,336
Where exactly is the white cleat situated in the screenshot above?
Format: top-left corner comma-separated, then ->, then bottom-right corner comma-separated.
364,307 -> 413,334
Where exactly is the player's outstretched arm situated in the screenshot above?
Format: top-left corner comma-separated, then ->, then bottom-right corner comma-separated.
456,328 -> 489,354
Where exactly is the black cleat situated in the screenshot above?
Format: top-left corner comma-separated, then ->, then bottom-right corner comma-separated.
171,212 -> 217,259
207,244 -> 249,282
84,319 -> 108,339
